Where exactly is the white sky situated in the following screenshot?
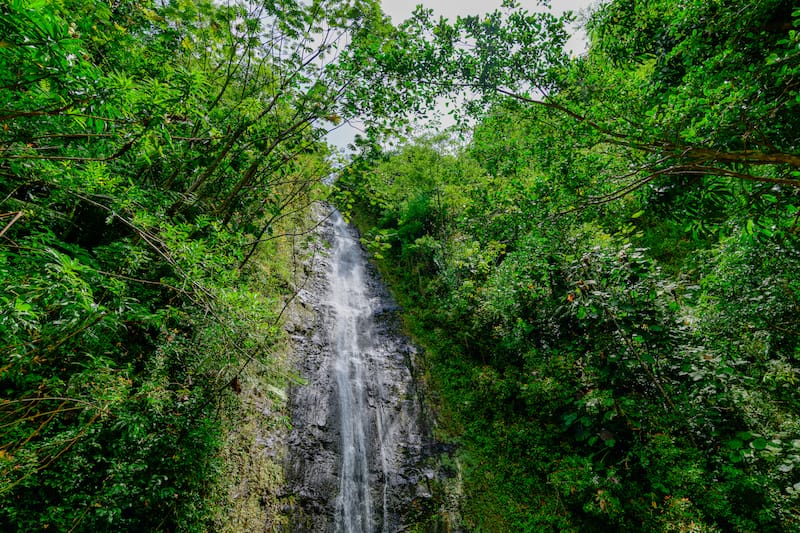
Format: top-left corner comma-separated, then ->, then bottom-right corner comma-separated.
326,0 -> 599,149
381,0 -> 598,54
382,0 -> 595,20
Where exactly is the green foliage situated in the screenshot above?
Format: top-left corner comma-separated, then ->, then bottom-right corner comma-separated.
335,1 -> 800,526
5,0 -> 797,528
0,0 -> 393,530
339,1 -> 573,135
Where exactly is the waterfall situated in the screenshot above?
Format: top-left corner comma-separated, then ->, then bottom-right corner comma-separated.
283,207 -> 447,532
330,212 -> 380,532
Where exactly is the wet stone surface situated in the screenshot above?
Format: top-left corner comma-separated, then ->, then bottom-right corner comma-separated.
280,207 -> 448,532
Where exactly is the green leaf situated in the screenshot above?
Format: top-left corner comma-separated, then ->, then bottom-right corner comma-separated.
727,439 -> 744,450
14,298 -> 32,313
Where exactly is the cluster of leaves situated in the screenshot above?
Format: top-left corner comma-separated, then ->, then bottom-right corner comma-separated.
0,0 -> 390,530
335,1 -> 800,530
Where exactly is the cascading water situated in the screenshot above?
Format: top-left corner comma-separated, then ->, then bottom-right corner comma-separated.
283,208 -> 449,532
330,212 -> 380,532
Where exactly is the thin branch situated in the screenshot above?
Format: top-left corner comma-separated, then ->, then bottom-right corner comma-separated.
0,99 -> 89,122
0,211 -> 23,238
2,137 -> 139,162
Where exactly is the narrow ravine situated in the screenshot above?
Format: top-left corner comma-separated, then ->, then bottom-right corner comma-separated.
282,207 -> 452,532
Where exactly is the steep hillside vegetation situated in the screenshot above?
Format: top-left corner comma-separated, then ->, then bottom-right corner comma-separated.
334,1 -> 800,530
0,0 -> 385,529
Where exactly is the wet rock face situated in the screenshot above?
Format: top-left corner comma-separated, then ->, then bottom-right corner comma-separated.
282,208 -> 442,532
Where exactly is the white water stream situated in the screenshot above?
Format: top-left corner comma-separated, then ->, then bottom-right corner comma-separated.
330,212 -> 389,532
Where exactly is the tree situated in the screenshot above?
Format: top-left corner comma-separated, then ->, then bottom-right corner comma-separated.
0,0 -> 396,529
333,2 -> 800,530
343,0 -> 800,197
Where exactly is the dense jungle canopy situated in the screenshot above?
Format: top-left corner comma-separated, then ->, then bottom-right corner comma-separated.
1,0 -> 799,531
